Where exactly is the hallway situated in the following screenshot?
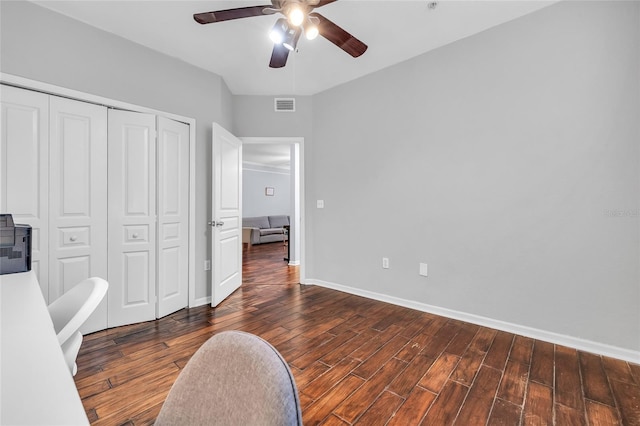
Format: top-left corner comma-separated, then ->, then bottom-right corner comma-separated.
243,241 -> 299,286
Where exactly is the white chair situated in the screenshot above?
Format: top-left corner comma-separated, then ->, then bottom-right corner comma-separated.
47,277 -> 108,376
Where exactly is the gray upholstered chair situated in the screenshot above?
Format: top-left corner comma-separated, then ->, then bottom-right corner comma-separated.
155,330 -> 303,426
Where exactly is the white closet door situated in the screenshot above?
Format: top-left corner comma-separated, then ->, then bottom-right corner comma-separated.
108,109 -> 157,328
49,96 -> 108,333
0,86 -> 50,300
156,117 -> 189,318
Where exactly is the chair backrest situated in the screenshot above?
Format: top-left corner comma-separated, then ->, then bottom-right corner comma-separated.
47,277 -> 109,346
156,331 -> 303,426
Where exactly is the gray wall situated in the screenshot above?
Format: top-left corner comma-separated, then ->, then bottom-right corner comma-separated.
0,0 -> 234,301
243,166 -> 291,218
233,96 -> 313,139
310,0 -> 639,351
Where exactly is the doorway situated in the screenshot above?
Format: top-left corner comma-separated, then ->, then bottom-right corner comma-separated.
240,137 -> 305,284
242,242 -> 300,285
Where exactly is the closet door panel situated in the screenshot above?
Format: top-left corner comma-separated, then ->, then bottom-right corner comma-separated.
157,117 -> 189,318
108,109 -> 157,328
124,128 -> 152,216
57,256 -> 90,292
49,96 -> 108,333
0,85 -> 49,299
123,251 -> 151,303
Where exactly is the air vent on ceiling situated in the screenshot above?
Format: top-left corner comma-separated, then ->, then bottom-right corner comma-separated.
274,98 -> 295,112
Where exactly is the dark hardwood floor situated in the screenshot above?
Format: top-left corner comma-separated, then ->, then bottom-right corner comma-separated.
75,242 -> 640,425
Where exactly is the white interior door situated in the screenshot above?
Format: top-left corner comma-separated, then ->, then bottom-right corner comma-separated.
108,109 -> 157,328
156,117 -> 189,318
49,96 -> 108,333
211,123 -> 242,307
0,86 -> 49,299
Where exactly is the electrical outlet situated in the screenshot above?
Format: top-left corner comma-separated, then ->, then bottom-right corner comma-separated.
382,257 -> 390,269
317,200 -> 325,209
419,263 -> 428,277
204,260 -> 211,271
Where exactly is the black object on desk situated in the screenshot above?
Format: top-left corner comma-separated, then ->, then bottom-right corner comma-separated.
0,214 -> 32,275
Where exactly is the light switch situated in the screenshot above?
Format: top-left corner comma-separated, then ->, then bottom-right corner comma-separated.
419,263 -> 428,277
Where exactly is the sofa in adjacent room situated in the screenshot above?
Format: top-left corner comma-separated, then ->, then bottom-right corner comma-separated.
242,215 -> 289,245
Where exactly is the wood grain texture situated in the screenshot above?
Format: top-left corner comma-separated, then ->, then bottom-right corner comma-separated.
454,365 -> 503,425
497,358 -> 530,406
489,398 -> 523,426
417,352 -> 460,394
73,242 -> 639,425
334,357 -> 406,423
523,381 -> 553,426
555,402 -> 587,426
386,387 -> 436,426
352,391 -> 403,425
585,400 -> 622,426
579,351 -> 616,406
555,345 -> 585,411
484,330 -> 515,370
421,380 -> 469,424
530,340 -> 555,387
609,379 -> 640,426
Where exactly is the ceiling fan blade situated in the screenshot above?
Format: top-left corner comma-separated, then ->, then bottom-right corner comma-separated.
310,12 -> 367,58
269,43 -> 290,68
194,5 -> 272,24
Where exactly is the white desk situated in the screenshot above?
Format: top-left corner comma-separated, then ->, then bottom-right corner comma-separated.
0,271 -> 89,425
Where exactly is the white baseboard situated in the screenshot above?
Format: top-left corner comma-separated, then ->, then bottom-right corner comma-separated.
191,296 -> 211,308
304,279 -> 640,364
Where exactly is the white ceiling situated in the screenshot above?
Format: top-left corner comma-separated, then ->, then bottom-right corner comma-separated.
243,143 -> 292,169
32,0 -> 556,96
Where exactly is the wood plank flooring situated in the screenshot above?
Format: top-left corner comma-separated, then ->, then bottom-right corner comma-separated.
75,242 -> 640,425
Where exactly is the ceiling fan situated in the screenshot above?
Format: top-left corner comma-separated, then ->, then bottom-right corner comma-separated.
193,0 -> 368,68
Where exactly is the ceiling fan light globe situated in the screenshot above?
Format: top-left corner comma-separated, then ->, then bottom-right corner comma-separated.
270,30 -> 284,44
269,18 -> 288,44
305,25 -> 319,40
288,7 -> 305,27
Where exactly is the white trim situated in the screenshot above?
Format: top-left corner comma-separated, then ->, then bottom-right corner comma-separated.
1,73 -> 191,125
240,137 -> 305,283
305,278 -> 640,364
187,118 -> 196,309
1,72 -> 198,314
192,296 -> 212,308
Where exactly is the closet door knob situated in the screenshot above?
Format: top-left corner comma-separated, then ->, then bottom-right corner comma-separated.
132,233 -> 139,239
70,236 -> 77,242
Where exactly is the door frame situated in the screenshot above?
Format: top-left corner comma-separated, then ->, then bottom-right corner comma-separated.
240,137 -> 306,283
0,73 -> 197,310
